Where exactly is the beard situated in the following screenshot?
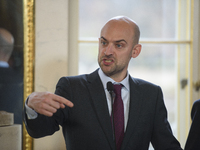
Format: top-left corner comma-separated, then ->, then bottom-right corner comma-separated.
98,55 -> 127,78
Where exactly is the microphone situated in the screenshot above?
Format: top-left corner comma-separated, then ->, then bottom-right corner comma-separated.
107,81 -> 114,93
107,81 -> 116,143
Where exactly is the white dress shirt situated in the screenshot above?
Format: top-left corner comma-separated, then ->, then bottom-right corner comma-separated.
98,69 -> 130,130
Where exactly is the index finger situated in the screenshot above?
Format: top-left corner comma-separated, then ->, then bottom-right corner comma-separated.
51,93 -> 74,108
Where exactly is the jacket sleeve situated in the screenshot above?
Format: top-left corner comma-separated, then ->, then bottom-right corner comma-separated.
151,86 -> 182,150
23,77 -> 71,138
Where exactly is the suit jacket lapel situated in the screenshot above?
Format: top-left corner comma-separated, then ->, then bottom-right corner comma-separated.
121,77 -> 143,149
86,69 -> 115,150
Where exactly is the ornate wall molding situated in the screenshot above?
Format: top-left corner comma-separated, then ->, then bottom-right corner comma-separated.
23,0 -> 35,150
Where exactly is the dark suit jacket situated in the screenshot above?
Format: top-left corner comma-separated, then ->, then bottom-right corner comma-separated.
24,69 -> 182,150
184,99 -> 200,150
0,67 -> 23,124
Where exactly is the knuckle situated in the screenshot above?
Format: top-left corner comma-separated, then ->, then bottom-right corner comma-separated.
42,97 -> 50,104
53,109 -> 57,113
39,109 -> 45,115
38,103 -> 45,109
56,102 -> 61,109
45,92 -> 52,97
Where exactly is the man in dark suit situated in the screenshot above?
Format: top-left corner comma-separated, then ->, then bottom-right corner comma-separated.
24,16 -> 182,150
0,28 -> 23,124
184,99 -> 200,150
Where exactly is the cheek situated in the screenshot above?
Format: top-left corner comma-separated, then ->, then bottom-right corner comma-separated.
117,52 -> 131,63
98,48 -> 105,56
98,48 -> 103,60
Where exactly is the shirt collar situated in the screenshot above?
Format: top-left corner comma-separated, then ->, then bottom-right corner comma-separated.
0,61 -> 9,68
98,68 -> 130,91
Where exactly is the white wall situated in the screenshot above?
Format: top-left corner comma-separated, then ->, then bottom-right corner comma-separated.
34,0 -> 69,149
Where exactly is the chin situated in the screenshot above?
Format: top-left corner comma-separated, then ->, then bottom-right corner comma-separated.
102,69 -> 113,77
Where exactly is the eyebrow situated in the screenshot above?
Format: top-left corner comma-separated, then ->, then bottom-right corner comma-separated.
100,36 -> 127,44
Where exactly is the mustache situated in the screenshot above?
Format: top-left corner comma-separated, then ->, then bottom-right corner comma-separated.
101,55 -> 114,59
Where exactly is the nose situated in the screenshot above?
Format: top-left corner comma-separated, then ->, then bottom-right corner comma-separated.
104,44 -> 113,56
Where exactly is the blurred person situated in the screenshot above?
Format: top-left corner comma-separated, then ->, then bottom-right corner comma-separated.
0,28 -> 14,68
185,99 -> 200,150
0,28 -> 23,124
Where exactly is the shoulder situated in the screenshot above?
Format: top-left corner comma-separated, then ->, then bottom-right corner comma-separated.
192,99 -> 200,112
129,77 -> 163,98
56,69 -> 99,87
130,76 -> 160,89
191,99 -> 200,119
56,74 -> 87,89
193,99 -> 200,107
54,70 -> 100,99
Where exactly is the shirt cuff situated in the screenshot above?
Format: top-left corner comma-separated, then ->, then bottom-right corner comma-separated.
25,98 -> 38,119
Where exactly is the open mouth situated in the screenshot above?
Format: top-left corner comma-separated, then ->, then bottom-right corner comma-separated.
103,59 -> 113,65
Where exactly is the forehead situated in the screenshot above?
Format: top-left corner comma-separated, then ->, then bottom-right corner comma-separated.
100,20 -> 134,42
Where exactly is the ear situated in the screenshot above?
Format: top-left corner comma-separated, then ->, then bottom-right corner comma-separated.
131,44 -> 142,58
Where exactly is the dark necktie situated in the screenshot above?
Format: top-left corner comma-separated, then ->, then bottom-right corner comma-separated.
113,84 -> 124,150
